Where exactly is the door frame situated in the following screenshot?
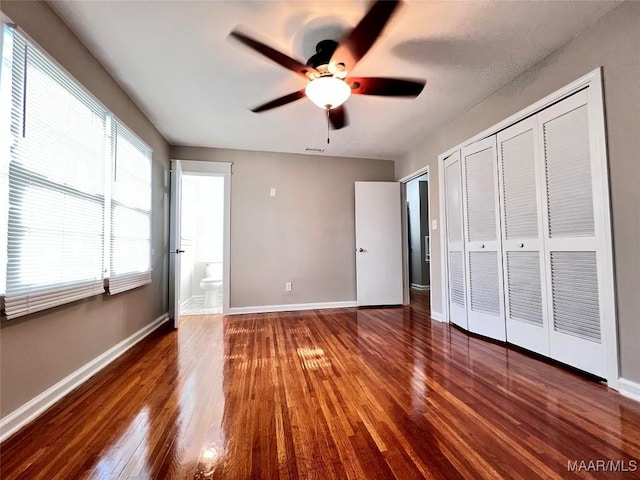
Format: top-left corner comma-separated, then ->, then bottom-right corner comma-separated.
436,67 -> 619,388
399,166 -> 435,316
169,159 -> 232,321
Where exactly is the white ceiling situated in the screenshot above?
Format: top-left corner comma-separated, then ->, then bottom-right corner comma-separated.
49,0 -> 619,160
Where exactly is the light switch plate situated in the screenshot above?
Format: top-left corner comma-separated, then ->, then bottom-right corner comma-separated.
270,187 -> 277,197
432,220 -> 437,230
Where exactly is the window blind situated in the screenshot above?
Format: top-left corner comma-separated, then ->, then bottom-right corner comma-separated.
0,25 -> 12,297
108,123 -> 152,295
2,27 -> 107,318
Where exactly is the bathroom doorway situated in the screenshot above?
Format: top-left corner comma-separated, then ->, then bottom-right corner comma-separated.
179,174 -> 224,315
401,169 -> 431,314
169,160 -> 231,325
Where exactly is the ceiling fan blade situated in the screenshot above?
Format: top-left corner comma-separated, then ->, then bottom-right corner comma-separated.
329,105 -> 349,130
329,0 -> 401,72
230,30 -> 317,79
251,90 -> 306,113
348,77 -> 426,97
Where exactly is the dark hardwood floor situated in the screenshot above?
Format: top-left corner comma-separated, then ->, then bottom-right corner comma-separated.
1,299 -> 639,479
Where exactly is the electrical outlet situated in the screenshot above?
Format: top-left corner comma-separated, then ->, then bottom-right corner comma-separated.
285,282 -> 292,292
432,219 -> 438,230
270,187 -> 277,197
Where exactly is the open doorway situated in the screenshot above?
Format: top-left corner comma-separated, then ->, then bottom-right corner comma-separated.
402,170 -> 431,313
169,160 -> 231,327
178,175 -> 224,315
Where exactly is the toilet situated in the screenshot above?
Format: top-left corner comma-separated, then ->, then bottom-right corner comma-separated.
200,262 -> 223,308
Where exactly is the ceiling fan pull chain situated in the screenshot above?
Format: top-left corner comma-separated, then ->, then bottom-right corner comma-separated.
326,107 -> 331,144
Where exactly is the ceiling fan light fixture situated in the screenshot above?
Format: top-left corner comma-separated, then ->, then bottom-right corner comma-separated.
305,76 -> 351,109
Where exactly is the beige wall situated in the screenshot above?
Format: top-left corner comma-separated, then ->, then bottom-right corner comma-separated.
0,1 -> 170,417
396,1 -> 640,382
170,147 -> 395,308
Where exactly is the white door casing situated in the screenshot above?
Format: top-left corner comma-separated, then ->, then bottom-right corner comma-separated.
355,182 -> 403,306
443,152 -> 468,329
168,159 -> 183,328
168,160 -> 232,322
497,117 -> 550,356
461,137 -> 506,341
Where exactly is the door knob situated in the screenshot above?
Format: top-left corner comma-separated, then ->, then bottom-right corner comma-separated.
174,249 -> 185,254
357,248 -> 365,253
519,243 -> 524,248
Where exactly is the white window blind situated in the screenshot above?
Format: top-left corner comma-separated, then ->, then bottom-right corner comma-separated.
0,24 -> 12,297
1,27 -> 107,318
108,124 -> 152,295
1,24 -> 154,318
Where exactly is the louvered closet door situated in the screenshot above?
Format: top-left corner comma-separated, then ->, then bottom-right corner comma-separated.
443,152 -> 467,329
538,90 -> 606,377
461,137 -> 506,341
497,118 -> 550,356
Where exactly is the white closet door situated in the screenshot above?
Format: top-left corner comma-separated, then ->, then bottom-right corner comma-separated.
461,137 -> 506,341
497,118 -> 549,356
443,152 -> 467,329
538,90 -> 605,377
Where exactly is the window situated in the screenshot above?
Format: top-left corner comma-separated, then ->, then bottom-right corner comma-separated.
0,23 -> 152,319
108,125 -> 152,294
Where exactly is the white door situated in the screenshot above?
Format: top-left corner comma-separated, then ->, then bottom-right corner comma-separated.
355,182 -> 403,306
168,160 -> 183,328
461,137 -> 506,341
497,117 -> 550,356
443,152 -> 468,329
538,91 -> 606,377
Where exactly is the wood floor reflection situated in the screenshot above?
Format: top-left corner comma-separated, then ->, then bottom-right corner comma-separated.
2,305 -> 639,479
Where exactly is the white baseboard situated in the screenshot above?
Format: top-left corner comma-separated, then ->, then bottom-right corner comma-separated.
430,310 -> 445,322
181,295 -> 204,309
618,378 -> 640,402
410,283 -> 430,291
0,312 -> 170,443
228,301 -> 357,315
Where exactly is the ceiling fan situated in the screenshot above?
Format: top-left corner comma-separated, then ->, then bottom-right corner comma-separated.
229,0 -> 426,133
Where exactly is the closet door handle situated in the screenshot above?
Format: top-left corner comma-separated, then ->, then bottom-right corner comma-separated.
481,244 -> 485,249
519,243 -> 524,248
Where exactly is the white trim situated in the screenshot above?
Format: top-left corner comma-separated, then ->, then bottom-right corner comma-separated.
180,295 -> 203,310
430,311 -> 445,322
588,75 -> 619,390
222,170 -> 231,315
398,165 -> 429,183
399,166 -> 431,307
400,182 -> 410,305
618,378 -> 640,403
227,301 -> 357,315
0,313 -> 169,443
173,159 -> 231,175
171,159 -> 232,315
